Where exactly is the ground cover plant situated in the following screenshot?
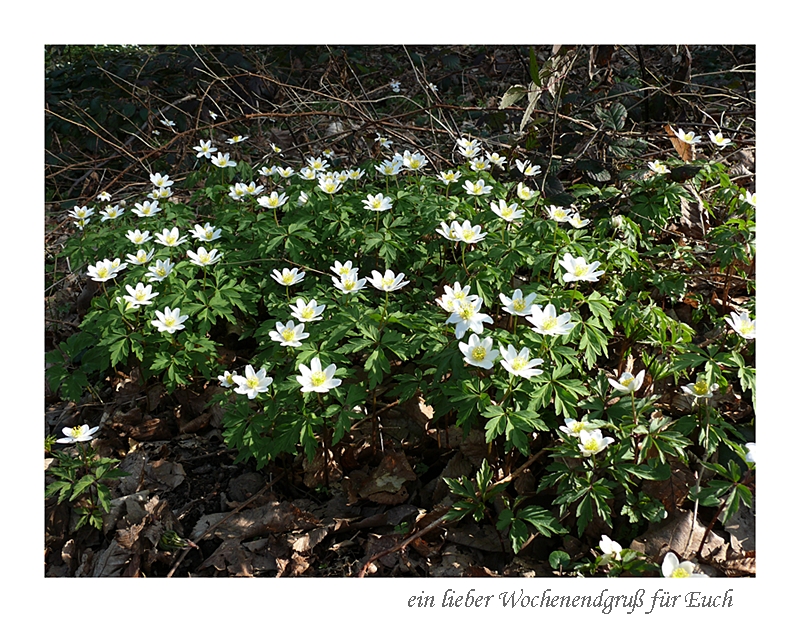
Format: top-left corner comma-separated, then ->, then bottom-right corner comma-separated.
45,44 -> 755,577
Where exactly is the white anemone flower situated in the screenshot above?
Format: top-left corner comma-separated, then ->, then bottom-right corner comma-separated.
233,364 -> 273,399
187,247 -> 222,267
725,310 -> 755,339
318,176 -> 343,195
648,161 -> 671,174
487,152 -> 507,169
146,258 -> 175,283
193,139 -> 217,159
258,191 -> 289,210
151,306 -> 189,334
100,205 -> 124,221
330,260 -> 354,278
707,131 -> 731,148
446,298 -> 493,339
559,253 -> 605,282
515,159 -> 541,176
681,378 -> 718,400
598,535 -> 623,562
123,282 -> 159,308
559,417 -> 598,437
437,170 -> 462,185
272,268 -> 305,287
402,151 -> 428,171
375,159 -> 403,177
608,370 -> 645,394
463,179 -> 493,196
126,248 -> 155,265
56,424 -> 100,444
578,429 -> 614,457
367,269 -> 409,292
459,334 -> 499,370
296,357 -> 342,393
490,199 -> 525,223
568,213 -> 590,229
499,289 -> 537,316
218,371 -> 236,388
437,282 -> 479,313
269,320 -> 310,347
526,304 -> 575,336
661,552 -> 706,578
499,344 -> 544,378
68,205 -> 95,220
87,258 -> 126,283
289,298 -> 325,322
132,200 -> 161,217
744,442 -> 756,466
191,223 -> 222,243
362,193 -> 393,212
469,157 -> 492,172
211,152 -> 237,168
673,128 -> 701,145
451,220 -> 487,244
150,173 -> 173,188
155,227 -> 188,248
332,273 -> 367,294
545,205 -> 575,223
436,221 -> 461,242
517,183 -> 535,201
126,229 -> 152,245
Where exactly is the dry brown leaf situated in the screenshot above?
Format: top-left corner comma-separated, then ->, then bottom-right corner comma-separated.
665,124 -> 697,162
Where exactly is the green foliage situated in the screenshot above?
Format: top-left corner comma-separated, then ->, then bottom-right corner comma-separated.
46,447 -> 128,531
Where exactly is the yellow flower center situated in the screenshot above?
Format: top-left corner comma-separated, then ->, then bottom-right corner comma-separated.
156,267 -> 166,276
135,291 -> 146,301
343,279 -> 356,290
459,306 -> 474,320
166,235 -> 176,245
511,356 -> 527,371
247,376 -> 260,389
554,208 -> 566,219
583,438 -> 599,452
472,346 -> 486,361
301,308 -> 314,319
381,277 -> 394,289
621,376 -> 634,387
69,426 -> 82,438
740,322 -> 754,335
164,317 -> 176,327
97,267 -> 109,278
282,274 -> 295,285
572,422 -> 586,432
281,328 -> 295,342
542,317 -> 557,331
574,264 -> 589,277
311,371 -> 327,386
694,380 -> 709,395
462,230 -> 475,241
671,568 -> 691,578
512,299 -> 526,312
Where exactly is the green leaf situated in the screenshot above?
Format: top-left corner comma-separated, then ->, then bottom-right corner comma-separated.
69,474 -> 96,501
508,519 -> 530,554
595,102 -> 627,131
517,505 -> 565,537
549,550 -> 571,571
529,47 -> 541,86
